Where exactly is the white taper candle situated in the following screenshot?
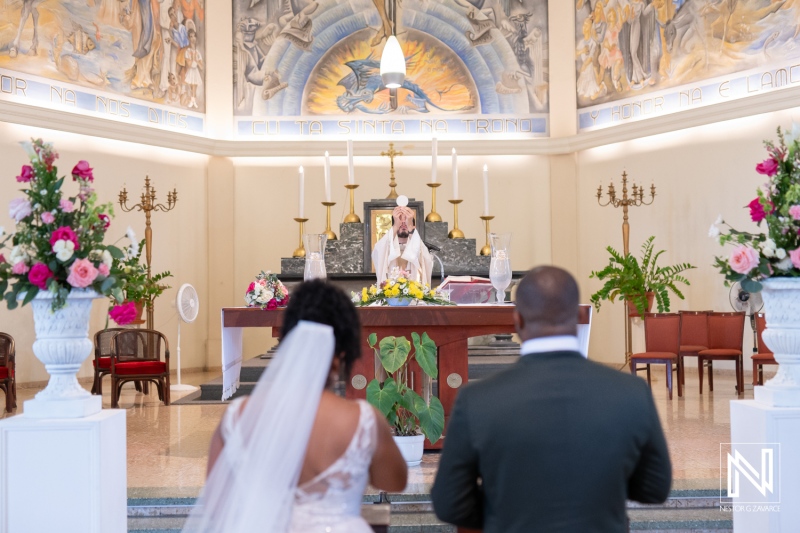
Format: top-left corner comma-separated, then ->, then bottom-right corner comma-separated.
431,137 -> 438,183
324,151 -> 331,202
483,164 -> 490,216
347,140 -> 354,185
451,148 -> 458,199
299,166 -> 305,218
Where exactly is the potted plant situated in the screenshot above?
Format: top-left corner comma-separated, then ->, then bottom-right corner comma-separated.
590,236 -> 696,317
108,230 -> 172,326
365,331 -> 445,466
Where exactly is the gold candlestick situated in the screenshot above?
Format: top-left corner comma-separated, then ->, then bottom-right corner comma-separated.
448,199 -> 465,239
380,143 -> 404,199
425,183 -> 442,222
343,184 -> 361,223
293,217 -> 309,257
479,215 -> 494,255
322,201 -> 337,240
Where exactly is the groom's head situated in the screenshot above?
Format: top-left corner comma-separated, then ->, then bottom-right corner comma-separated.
514,266 -> 580,342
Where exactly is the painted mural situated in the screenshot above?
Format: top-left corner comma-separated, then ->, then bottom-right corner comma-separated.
0,0 -> 206,131
233,0 -> 549,138
576,0 -> 800,130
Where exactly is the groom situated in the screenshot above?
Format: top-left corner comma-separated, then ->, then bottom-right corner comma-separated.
371,205 -> 433,286
432,266 -> 672,532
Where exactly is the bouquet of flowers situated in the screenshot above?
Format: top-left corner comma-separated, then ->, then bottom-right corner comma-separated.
711,125 -> 800,292
353,268 -> 452,306
244,271 -> 289,310
0,139 -> 127,313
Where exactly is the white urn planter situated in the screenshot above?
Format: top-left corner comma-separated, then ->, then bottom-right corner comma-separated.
23,289 -> 103,418
755,278 -> 800,407
393,434 -> 425,467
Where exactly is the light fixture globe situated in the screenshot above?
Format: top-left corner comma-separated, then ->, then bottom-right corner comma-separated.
380,35 -> 406,88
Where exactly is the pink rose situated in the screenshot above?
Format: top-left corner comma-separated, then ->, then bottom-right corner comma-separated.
11,261 -> 28,275
729,245 -> 761,275
41,212 -> 55,224
49,226 -> 79,249
266,298 -> 278,310
9,198 -> 32,223
247,282 -> 255,292
59,199 -> 75,213
790,248 -> 800,270
0,254 -> 5,264
66,258 -> 98,288
98,263 -> 110,277
28,263 -> 54,289
748,198 -> 774,223
756,158 -> 779,177
789,205 -> 800,221
109,301 -> 137,325
97,214 -> 110,230
71,160 -> 94,181
16,165 -> 34,183
257,279 -> 267,287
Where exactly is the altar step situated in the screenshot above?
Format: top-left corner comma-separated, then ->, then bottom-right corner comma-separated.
127,491 -> 733,532
196,356 -> 520,402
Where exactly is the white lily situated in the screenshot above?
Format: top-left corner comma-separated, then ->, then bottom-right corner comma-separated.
708,223 -> 721,238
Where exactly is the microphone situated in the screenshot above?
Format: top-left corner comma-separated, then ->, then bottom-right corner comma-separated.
423,240 -> 441,252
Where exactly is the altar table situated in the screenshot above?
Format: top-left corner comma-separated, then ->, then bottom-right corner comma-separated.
221,305 -> 592,448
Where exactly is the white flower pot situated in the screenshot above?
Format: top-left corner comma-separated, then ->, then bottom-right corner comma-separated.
23,289 -> 103,418
393,434 -> 424,467
755,278 -> 800,407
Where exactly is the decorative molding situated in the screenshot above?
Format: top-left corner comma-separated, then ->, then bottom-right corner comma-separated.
3,85 -> 800,157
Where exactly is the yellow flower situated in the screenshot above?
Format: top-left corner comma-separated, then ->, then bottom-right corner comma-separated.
369,286 -> 378,295
398,277 -> 407,284
362,288 -> 368,302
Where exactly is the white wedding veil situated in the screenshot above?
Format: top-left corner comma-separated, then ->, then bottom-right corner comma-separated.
182,320 -> 336,532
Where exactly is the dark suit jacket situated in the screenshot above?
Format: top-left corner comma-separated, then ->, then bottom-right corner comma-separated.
431,350 -> 672,533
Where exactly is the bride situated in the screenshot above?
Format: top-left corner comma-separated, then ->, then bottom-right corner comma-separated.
183,280 -> 408,532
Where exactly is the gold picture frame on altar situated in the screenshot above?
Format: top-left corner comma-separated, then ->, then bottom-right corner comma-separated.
363,199 -> 425,274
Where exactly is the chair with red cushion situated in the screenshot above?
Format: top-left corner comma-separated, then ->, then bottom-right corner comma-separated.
698,312 -> 746,395
0,333 -> 17,413
110,329 -> 170,408
630,313 -> 682,400
753,313 -> 778,386
677,311 -> 710,386
92,328 -> 128,395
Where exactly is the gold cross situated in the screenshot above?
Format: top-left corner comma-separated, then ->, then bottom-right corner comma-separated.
380,142 -> 404,199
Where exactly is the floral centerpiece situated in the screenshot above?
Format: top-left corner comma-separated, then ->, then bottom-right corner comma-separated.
244,271 -> 289,310
353,268 -> 452,307
0,139 -> 126,312
711,125 -> 800,292
107,227 -> 172,325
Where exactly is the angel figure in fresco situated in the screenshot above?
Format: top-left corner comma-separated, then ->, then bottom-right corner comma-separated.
7,0 -> 45,58
577,17 -> 606,100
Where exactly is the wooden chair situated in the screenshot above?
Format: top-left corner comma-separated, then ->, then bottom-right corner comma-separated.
697,312 -> 746,395
753,313 -> 778,386
677,311 -> 710,386
630,313 -> 682,400
92,328 -> 148,396
110,329 -> 171,408
0,333 -> 16,413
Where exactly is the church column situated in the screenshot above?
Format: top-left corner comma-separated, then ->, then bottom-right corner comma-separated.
206,157 -> 236,368
547,0 -> 579,274
204,0 -> 233,139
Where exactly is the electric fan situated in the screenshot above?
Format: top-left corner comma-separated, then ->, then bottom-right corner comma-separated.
729,282 -> 764,355
171,283 -> 200,392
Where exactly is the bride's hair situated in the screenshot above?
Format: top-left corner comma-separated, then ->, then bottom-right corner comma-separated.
281,280 -> 362,379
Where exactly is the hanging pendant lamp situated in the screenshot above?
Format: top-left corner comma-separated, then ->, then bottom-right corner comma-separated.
380,0 -> 405,89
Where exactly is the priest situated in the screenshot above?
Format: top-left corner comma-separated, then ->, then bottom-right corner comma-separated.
372,205 -> 433,286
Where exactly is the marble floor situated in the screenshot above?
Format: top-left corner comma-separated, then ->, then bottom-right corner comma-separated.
2,365 -> 771,499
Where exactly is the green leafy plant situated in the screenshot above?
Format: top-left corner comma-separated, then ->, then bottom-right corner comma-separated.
365,332 -> 445,443
112,235 -> 172,310
590,236 -> 696,316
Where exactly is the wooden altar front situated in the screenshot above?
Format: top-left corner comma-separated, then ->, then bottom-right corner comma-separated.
222,305 -> 590,450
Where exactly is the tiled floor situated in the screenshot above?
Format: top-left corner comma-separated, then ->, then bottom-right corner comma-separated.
3,365 -> 770,499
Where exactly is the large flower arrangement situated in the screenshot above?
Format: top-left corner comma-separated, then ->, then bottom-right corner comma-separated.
0,139 -> 127,313
244,271 -> 289,310
353,268 -> 452,306
712,125 -> 800,292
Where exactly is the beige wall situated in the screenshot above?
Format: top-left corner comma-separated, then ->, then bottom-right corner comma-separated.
0,122 -> 209,385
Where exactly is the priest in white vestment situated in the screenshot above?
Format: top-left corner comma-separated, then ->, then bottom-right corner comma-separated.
372,206 -> 433,286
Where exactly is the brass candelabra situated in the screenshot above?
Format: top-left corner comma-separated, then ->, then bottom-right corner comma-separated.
596,171 -> 656,367
425,183 -> 442,222
448,199 -> 465,239
343,184 -> 361,223
118,176 -> 178,330
322,202 -> 337,240
293,218 -> 309,257
479,215 -> 494,255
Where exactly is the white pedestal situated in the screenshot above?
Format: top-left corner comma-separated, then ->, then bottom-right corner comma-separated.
730,400 -> 800,532
0,410 -> 127,533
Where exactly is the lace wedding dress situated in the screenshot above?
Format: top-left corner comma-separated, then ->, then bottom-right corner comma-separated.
220,397 -> 378,533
